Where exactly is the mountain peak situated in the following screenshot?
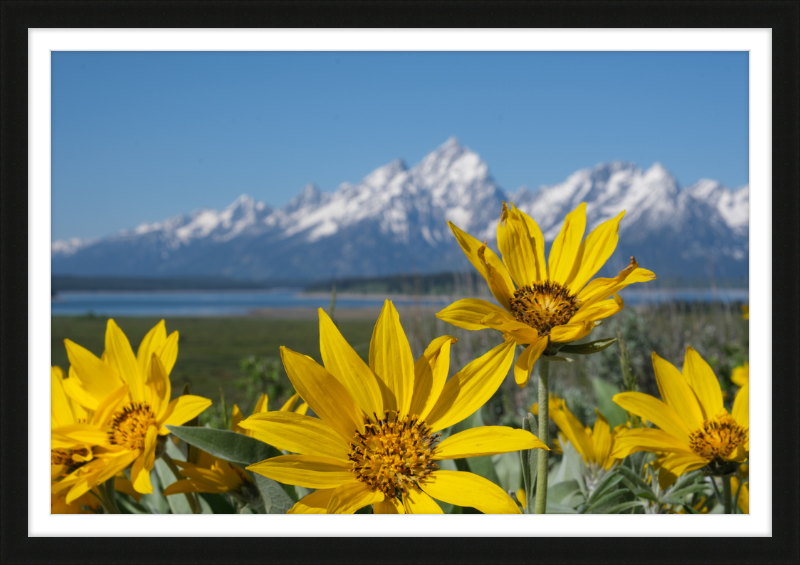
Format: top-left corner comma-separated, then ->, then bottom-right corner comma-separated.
363,159 -> 408,187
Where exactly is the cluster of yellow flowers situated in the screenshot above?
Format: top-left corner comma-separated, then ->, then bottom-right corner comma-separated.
51,202 -> 749,515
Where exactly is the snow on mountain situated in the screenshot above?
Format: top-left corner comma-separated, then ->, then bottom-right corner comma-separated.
52,138 -> 749,280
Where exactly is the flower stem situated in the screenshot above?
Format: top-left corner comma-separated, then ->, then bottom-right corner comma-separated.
96,476 -> 121,514
722,475 -> 733,514
535,358 -> 550,514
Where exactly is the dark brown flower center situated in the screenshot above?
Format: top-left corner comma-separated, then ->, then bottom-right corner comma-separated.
348,411 -> 440,500
689,415 -> 748,462
108,402 -> 158,451
510,281 -> 580,336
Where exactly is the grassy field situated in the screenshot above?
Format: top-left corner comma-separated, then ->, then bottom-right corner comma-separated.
51,315 -> 375,410
51,301 -> 747,429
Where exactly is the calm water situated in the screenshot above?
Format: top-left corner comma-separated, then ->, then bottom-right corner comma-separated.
51,288 -> 749,317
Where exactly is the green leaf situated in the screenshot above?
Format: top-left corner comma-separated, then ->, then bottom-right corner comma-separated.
139,468 -> 170,514
253,474 -> 295,514
166,425 -> 281,468
155,458 -> 195,515
117,496 -> 151,514
588,471 -> 625,504
591,378 -> 629,428
616,464 -> 652,492
547,480 -> 581,506
519,413 -> 539,513
546,502 -> 578,514
603,500 -> 647,514
667,484 -> 712,501
584,489 -> 632,514
634,490 -> 659,502
199,492 -> 235,514
558,338 -> 617,355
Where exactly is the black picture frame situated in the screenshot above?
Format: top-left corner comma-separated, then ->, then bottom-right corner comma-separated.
2,1 -> 798,563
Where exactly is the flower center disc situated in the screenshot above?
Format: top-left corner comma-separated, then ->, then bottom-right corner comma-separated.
348,411 -> 440,499
51,448 -> 90,473
689,415 -> 748,462
510,281 -> 580,336
108,402 -> 158,451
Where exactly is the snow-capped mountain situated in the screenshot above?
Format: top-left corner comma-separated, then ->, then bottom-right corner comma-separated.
52,138 -> 749,281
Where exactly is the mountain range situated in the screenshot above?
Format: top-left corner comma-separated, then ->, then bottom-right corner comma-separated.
51,138 -> 749,282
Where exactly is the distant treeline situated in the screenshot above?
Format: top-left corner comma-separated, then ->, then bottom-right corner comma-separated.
51,275 -> 301,293
52,272 -> 748,294
305,272 -> 483,295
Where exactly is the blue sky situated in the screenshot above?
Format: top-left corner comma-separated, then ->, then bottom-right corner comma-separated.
52,51 -> 748,241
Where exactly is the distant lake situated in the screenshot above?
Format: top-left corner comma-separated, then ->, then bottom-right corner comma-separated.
51,288 -> 749,317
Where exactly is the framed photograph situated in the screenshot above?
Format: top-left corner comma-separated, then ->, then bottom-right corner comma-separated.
2,1 -> 797,563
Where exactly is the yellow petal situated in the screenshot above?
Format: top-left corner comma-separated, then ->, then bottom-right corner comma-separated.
549,321 -> 594,344
131,426 -> 158,493
51,367 -> 75,427
448,221 -> 516,308
420,470 -> 520,514
518,206 -> 548,282
403,486 -> 443,514
592,409 -> 612,468
480,311 -> 541,344
610,428 -> 695,459
657,452 -> 708,489
731,477 -> 749,514
105,319 -> 145,402
146,353 -> 170,418
156,331 -> 179,376
409,336 -> 456,420
651,352 -> 704,431
548,203 -> 587,285
238,411 -> 350,461
136,320 -> 166,378
91,384 -> 130,427
551,403 -> 595,462
613,392 -> 691,443
682,346 -> 724,420
254,394 -> 270,414
288,488 -> 336,514
327,481 -> 384,514
577,258 -> 656,309
160,395 -> 212,433
114,476 -> 142,503
513,338 -> 547,388
433,426 -> 547,460
162,480 -> 201,496
246,455 -> 354,489
426,339 -> 516,432
369,300 -> 415,415
732,384 -> 749,431
280,346 -> 364,442
374,496 -> 405,514
231,404 -> 245,433
497,201 -> 542,287
319,308 -> 383,416
731,362 -> 749,387
436,299 -> 509,331
571,294 -> 624,324
64,339 -> 124,406
566,211 -> 625,292
477,242 -> 516,309
50,424 -> 109,447
294,402 -> 309,416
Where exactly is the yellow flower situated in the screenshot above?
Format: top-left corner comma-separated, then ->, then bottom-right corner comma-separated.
240,301 -> 548,514
741,304 -> 749,320
231,392 -> 308,436
51,320 -> 212,501
437,202 -> 655,386
730,477 -> 749,514
529,393 -> 563,416
612,347 -> 749,488
163,451 -> 251,497
731,361 -> 749,388
551,403 -> 625,472
165,392 -> 307,498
